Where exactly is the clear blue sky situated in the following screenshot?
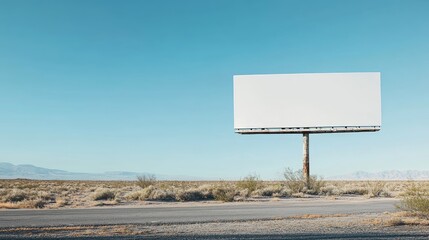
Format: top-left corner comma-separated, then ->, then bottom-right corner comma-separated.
1,0 -> 428,179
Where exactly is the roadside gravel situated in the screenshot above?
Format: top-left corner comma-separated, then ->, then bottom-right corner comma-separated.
2,212 -> 429,239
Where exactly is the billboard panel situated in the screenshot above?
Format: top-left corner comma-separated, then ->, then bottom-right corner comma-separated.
233,72 -> 381,134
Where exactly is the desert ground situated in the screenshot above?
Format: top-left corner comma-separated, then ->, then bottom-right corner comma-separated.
1,178 -> 429,239
0,178 -> 421,209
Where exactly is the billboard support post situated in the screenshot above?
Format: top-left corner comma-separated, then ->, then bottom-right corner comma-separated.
303,133 -> 310,187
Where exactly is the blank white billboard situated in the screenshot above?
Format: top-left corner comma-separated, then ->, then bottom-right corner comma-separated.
233,72 -> 381,133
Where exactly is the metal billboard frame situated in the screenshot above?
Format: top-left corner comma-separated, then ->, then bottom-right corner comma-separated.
235,126 -> 380,134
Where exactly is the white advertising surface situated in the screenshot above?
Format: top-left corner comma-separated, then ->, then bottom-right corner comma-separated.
233,72 -> 381,133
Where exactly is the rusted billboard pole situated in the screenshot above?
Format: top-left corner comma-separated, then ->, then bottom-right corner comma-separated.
303,133 -> 310,187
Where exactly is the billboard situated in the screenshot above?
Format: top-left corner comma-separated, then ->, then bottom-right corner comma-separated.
233,72 -> 381,134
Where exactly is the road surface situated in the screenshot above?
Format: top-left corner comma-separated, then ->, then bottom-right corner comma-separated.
0,198 -> 398,228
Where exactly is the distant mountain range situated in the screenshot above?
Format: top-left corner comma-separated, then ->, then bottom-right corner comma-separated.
328,170 -> 429,180
2,162 -> 429,181
0,162 -> 196,181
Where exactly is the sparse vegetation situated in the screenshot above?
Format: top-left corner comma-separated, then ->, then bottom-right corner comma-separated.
307,175 -> 326,195
253,185 -> 282,197
125,186 -> 155,201
0,179 -> 426,209
283,168 -> 306,193
340,185 -> 368,195
367,181 -> 387,197
367,211 -> 429,227
363,182 -> 429,227
4,189 -> 29,202
399,182 -> 429,214
148,189 -> 176,201
213,187 -> 235,202
236,174 -> 262,194
92,188 -> 116,201
177,189 -> 207,201
283,168 -> 325,194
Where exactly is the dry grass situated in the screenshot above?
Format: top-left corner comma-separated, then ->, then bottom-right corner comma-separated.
0,179 -> 428,209
0,225 -> 151,237
380,183 -> 429,226
367,216 -> 429,226
0,199 -> 46,209
398,182 -> 429,214
366,211 -> 429,227
288,214 -> 348,219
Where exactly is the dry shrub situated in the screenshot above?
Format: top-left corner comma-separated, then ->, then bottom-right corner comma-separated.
0,200 -> 46,209
320,185 -> 340,196
25,200 -> 46,208
291,192 -> 306,198
125,186 -> 154,201
283,168 -> 325,194
136,175 -> 156,189
176,185 -> 220,201
237,188 -> 250,198
236,174 -> 262,193
0,187 -> 48,208
125,186 -> 175,201
148,189 -> 175,201
252,185 -> 282,197
4,189 -> 29,202
307,175 -> 326,195
38,191 -> 55,201
340,185 -> 368,195
213,187 -> 235,202
92,188 -> 116,201
177,189 -> 206,201
399,183 -> 429,214
273,188 -> 292,197
125,191 -> 146,201
197,184 -> 215,199
284,168 -> 306,193
367,181 -> 387,197
55,198 -> 69,207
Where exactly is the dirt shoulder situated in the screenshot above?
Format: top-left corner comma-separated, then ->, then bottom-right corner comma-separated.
1,212 -> 429,239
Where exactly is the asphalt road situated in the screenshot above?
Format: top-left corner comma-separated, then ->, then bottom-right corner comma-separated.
0,198 -> 398,228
